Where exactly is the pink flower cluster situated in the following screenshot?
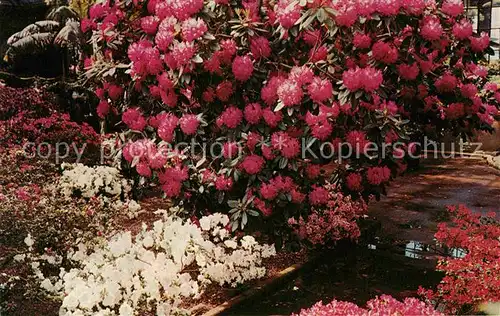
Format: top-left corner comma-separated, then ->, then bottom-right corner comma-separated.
289,183 -> 367,245
419,205 -> 500,314
342,67 -> 383,92
292,295 -> 442,316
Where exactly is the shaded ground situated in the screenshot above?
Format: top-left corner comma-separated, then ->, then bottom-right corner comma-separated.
225,158 -> 500,315
223,245 -> 443,316
369,157 -> 500,244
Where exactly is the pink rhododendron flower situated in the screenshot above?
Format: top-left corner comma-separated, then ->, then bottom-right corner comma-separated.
217,106 -> 243,129
335,5 -> 357,27
398,63 -> 419,80
157,113 -> 179,142
219,39 -> 237,64
420,16 -> 443,41
346,130 -> 369,153
289,66 -> 314,85
179,114 -> 200,135
204,54 -> 221,73
216,81 -> 233,101
275,0 -> 301,28
452,19 -> 473,40
97,100 -> 110,118
253,197 -> 272,216
107,84 -> 123,100
277,80 -> 303,107
136,162 -> 152,177
460,83 -> 478,99
232,55 -> 254,81
141,15 -> 160,34
306,164 -> 321,179
122,108 -> 147,131
307,77 -> 333,103
435,73 -> 458,93
241,154 -> 265,174
309,186 -> 329,205
260,182 -> 279,200
222,142 -> 239,159
342,67 -> 383,92
155,17 -> 177,51
261,75 -> 285,106
215,175 -> 233,191
470,32 -> 490,52
182,18 -> 207,42
441,0 -> 464,17
445,102 -> 465,119
246,132 -> 262,152
372,41 -> 398,64
168,0 -> 204,20
309,45 -> 328,62
366,166 -> 391,185
353,32 -> 372,49
250,36 -> 271,59
346,173 -> 363,191
262,107 -> 283,128
271,132 -> 300,158
293,295 -> 441,316
171,41 -> 196,67
244,103 -> 262,124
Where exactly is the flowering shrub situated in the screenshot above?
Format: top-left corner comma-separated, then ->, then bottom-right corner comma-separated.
26,210 -> 275,315
292,294 -> 442,316
59,163 -> 133,199
288,182 -> 367,245
0,86 -> 99,150
419,205 -> 500,314
0,86 -> 56,121
82,0 -> 499,235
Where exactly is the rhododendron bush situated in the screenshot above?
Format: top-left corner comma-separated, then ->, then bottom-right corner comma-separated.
82,0 -> 500,239
419,205 -> 500,314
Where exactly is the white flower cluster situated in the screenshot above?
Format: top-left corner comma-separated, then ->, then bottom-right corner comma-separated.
36,211 -> 275,315
14,234 -> 65,293
59,163 -> 132,199
58,163 -> 139,215
196,214 -> 276,287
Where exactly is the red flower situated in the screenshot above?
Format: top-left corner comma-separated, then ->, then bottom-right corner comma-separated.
179,114 -> 200,135
366,166 -> 391,185
122,108 -> 147,131
346,173 -> 363,191
241,155 -> 265,174
232,55 -> 254,81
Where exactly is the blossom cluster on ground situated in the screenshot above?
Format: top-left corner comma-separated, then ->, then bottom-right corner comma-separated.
292,294 -> 443,316
82,0 -> 500,243
419,205 -> 500,314
17,210 -> 275,316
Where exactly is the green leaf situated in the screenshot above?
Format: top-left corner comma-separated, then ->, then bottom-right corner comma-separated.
247,209 -> 259,216
231,220 -> 239,232
241,212 -> 248,228
274,101 -> 285,112
279,157 -> 288,169
192,55 -> 203,63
